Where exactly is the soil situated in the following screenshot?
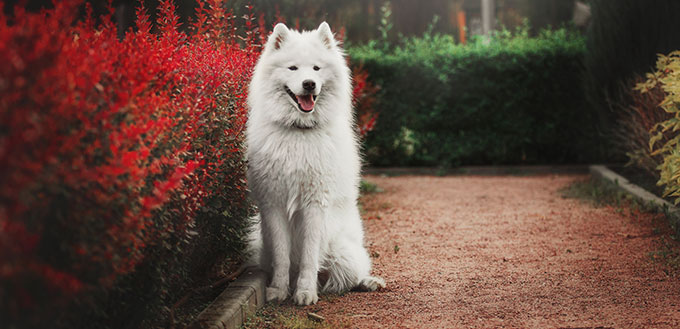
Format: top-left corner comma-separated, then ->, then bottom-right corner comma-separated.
260,174 -> 680,328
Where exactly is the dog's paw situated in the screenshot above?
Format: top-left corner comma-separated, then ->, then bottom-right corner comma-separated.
266,286 -> 289,303
357,276 -> 386,291
292,289 -> 318,306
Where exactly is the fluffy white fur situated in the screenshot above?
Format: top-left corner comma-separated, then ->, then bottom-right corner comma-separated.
246,22 -> 385,306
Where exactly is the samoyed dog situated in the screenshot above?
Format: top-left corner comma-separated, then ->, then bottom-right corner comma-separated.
246,22 -> 385,306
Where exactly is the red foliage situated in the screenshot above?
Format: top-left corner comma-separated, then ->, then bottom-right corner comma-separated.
614,76 -> 672,175
333,25 -> 379,139
0,0 -> 259,322
352,64 -> 380,138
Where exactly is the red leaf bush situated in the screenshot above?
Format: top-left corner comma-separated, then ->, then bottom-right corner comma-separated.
0,1 -> 259,327
335,27 -> 380,139
612,76 -> 671,176
352,64 -> 380,139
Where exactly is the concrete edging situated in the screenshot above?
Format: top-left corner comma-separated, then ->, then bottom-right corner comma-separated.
364,165 -> 589,176
188,267 -> 267,329
589,165 -> 680,235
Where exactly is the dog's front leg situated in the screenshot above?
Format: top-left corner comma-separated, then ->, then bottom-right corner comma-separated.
293,206 -> 324,305
261,207 -> 291,302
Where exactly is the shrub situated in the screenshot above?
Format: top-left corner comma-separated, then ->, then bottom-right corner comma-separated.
612,75 -> 670,176
584,0 -> 680,140
349,26 -> 599,166
0,1 -> 258,328
640,51 -> 680,204
332,25 -> 380,140
352,64 -> 380,139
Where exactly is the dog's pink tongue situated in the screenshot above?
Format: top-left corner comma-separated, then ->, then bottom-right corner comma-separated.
296,94 -> 315,112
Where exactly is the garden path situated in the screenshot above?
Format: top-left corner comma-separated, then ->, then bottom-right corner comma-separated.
293,174 -> 680,328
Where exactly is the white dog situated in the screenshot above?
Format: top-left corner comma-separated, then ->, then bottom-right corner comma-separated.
246,22 -> 385,306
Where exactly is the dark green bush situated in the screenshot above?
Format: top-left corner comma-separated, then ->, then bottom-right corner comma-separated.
584,0 -> 680,138
349,27 -> 601,166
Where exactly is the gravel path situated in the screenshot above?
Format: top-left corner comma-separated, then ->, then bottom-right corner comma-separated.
293,174 -> 680,328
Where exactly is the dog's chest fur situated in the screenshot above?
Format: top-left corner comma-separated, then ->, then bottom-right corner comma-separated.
247,126 -> 358,214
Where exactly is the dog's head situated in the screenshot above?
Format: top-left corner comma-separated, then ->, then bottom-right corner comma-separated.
250,22 -> 351,129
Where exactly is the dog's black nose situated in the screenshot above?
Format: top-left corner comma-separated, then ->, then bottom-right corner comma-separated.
302,80 -> 316,92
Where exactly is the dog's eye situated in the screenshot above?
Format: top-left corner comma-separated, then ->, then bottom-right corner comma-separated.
288,66 -> 298,71
313,65 -> 320,71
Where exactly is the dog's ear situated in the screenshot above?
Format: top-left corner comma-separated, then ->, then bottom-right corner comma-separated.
317,21 -> 335,49
268,23 -> 289,50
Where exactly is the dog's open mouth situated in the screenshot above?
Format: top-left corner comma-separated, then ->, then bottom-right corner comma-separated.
285,86 -> 317,113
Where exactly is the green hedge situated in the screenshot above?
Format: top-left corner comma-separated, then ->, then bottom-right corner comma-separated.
349,28 -> 602,167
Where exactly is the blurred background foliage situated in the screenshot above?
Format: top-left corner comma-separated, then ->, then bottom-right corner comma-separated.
4,0 -> 579,42
584,0 -> 680,159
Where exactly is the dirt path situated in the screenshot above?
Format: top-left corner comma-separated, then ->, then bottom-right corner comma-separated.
252,174 -> 680,328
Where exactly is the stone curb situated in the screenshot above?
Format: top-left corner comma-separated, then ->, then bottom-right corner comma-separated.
589,165 -> 680,236
364,165 -> 589,176
187,267 -> 267,329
